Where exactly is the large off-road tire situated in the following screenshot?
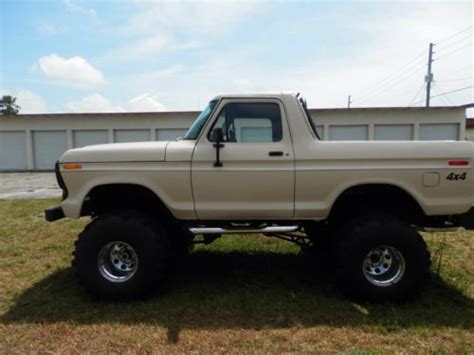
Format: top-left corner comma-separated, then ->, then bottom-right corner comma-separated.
303,221 -> 338,268
72,211 -> 169,300
305,221 -> 336,252
334,215 -> 431,303
167,225 -> 194,261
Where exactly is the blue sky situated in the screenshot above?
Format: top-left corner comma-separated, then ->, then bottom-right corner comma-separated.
0,0 -> 472,113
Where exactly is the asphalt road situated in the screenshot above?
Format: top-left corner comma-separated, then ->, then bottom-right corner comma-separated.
0,173 -> 61,199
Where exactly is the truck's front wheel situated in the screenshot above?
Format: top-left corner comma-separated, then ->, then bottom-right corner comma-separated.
335,215 -> 430,302
72,211 -> 169,300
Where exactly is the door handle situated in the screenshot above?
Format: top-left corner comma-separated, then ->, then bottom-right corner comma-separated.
268,151 -> 284,157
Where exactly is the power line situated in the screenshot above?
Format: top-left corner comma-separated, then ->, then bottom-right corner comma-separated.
434,89 -> 451,106
357,54 -> 426,97
357,63 -> 426,105
436,33 -> 473,52
354,49 -> 426,100
435,25 -> 473,45
357,61 -> 426,103
381,65 -> 426,93
436,41 -> 473,60
432,83 -> 455,106
411,85 -> 473,106
408,84 -> 425,106
432,85 -> 473,97
353,27 -> 472,107
447,64 -> 473,77
437,76 -> 474,83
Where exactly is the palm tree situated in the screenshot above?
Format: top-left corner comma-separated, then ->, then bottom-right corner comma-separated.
0,95 -> 20,115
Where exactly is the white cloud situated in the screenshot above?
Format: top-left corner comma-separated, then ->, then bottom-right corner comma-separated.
131,33 -> 171,58
128,94 -> 166,112
29,62 -> 38,73
124,1 -> 261,36
100,33 -> 172,63
1,89 -> 47,113
64,0 -> 96,17
65,93 -> 166,113
38,54 -> 105,86
17,90 -> 48,113
20,2 -> 472,114
99,34 -> 199,63
154,2 -> 473,110
37,23 -> 68,36
66,94 -> 124,113
124,64 -> 184,84
99,1 -> 260,64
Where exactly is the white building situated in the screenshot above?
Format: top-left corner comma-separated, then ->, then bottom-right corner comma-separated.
0,105 -> 471,171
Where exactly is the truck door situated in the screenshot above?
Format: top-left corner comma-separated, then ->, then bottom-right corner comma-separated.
191,99 -> 295,219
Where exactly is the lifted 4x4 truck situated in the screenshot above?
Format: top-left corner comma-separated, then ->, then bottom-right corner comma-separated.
45,93 -> 474,302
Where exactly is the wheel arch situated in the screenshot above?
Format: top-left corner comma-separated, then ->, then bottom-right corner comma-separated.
81,183 -> 176,220
327,183 -> 427,224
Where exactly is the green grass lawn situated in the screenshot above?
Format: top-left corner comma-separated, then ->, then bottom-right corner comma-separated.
0,199 -> 473,353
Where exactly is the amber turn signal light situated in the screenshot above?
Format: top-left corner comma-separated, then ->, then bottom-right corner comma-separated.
62,164 -> 82,170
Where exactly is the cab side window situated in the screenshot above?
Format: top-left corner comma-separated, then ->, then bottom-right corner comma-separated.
210,103 -> 282,143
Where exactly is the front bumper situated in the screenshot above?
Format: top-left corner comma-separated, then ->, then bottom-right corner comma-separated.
45,205 -> 65,222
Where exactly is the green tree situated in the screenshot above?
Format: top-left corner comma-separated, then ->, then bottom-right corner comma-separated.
0,95 -> 20,115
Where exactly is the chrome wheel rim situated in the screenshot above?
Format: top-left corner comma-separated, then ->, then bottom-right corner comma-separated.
362,245 -> 405,287
98,241 -> 138,283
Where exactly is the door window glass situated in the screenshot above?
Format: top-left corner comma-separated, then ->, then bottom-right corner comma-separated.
210,103 -> 282,142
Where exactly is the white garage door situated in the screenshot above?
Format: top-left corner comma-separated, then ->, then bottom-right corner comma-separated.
33,131 -> 67,170
74,130 -> 109,148
114,129 -> 150,143
420,123 -> 459,140
156,129 -> 187,141
329,125 -> 369,141
375,124 -> 414,140
0,131 -> 27,171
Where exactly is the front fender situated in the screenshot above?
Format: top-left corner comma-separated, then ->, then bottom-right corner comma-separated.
59,162 -> 195,220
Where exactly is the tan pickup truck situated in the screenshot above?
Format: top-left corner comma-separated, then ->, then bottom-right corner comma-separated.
45,93 -> 474,302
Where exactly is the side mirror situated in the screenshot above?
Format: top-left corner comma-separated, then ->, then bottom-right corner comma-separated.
211,127 -> 224,167
212,127 -> 224,143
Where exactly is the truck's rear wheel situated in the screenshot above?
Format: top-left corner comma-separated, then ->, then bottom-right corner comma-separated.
303,221 -> 337,269
335,215 -> 430,302
72,211 -> 169,300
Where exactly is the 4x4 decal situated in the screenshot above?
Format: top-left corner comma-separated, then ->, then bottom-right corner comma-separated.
446,172 -> 467,181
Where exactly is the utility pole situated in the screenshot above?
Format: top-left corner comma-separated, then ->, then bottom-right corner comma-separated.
425,42 -> 434,107
347,95 -> 352,108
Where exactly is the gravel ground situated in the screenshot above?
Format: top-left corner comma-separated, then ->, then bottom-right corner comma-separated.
0,173 -> 61,199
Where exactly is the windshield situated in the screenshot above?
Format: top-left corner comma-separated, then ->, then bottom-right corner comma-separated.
183,99 -> 218,140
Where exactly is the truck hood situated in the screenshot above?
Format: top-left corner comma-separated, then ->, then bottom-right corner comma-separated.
61,141 -> 169,163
